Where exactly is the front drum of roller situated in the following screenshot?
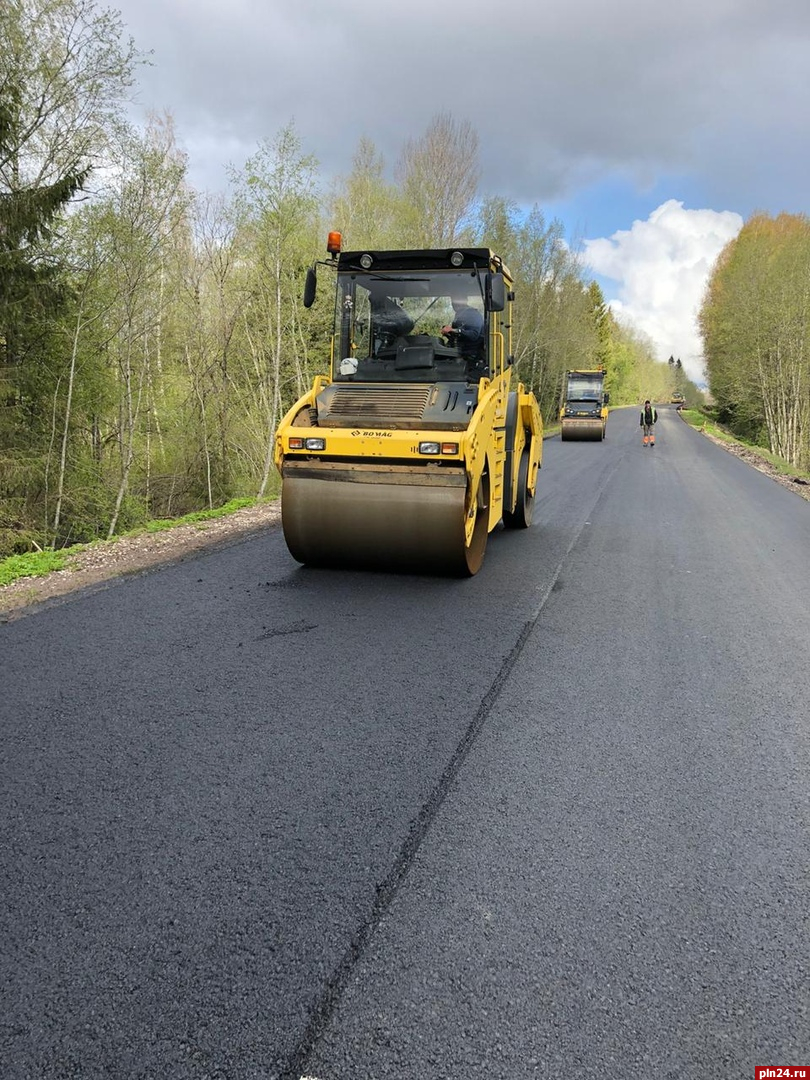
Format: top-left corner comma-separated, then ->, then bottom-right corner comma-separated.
561,419 -> 604,441
281,470 -> 487,576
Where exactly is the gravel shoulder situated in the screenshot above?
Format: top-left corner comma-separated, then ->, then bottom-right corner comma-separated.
699,428 -> 810,500
0,500 -> 282,622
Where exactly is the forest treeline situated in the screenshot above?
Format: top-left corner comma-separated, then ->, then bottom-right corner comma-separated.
701,213 -> 810,470
0,0 -> 710,556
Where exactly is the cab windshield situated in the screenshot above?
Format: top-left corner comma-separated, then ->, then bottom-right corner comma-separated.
333,269 -> 489,382
566,376 -> 603,400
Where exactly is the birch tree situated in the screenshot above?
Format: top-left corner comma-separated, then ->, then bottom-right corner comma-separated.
396,113 -> 480,246
701,213 -> 810,467
174,190 -> 252,508
229,123 -> 320,496
329,137 -> 402,249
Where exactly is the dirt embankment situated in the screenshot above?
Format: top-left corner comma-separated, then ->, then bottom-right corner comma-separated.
699,429 -> 810,501
0,501 -> 282,621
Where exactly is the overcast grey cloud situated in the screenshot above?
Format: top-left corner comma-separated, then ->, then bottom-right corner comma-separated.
111,0 -> 809,379
115,0 -> 809,210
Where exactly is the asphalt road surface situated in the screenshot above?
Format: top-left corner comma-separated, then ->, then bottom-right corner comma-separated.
2,406 -> 809,1080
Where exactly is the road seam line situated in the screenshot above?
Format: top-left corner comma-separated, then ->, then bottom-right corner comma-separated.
283,450 -> 624,1080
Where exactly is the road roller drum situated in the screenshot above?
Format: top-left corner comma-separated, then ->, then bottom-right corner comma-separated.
560,416 -> 605,441
281,463 -> 488,575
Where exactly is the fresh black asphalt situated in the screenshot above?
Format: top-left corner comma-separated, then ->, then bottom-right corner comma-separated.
2,406 -> 809,1079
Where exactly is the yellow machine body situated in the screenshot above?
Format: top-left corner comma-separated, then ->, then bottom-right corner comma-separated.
559,368 -> 609,441
274,246 -> 543,575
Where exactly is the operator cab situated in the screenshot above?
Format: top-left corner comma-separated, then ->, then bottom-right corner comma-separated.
333,270 -> 488,384
319,247 -> 509,387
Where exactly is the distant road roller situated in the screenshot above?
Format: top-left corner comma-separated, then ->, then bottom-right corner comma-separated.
274,235 -> 544,576
559,368 -> 609,441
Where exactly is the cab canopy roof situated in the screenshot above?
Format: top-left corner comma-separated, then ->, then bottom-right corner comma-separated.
337,247 -> 510,280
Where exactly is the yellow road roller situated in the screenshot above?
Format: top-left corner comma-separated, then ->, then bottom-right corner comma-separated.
559,368 -> 609,441
274,236 -> 543,575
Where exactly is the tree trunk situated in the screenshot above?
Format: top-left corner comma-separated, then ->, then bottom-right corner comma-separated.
51,310 -> 83,544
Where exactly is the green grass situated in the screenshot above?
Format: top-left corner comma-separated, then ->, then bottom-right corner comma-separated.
745,444 -> 810,480
140,497 -> 257,534
0,549 -> 69,587
679,408 -> 734,440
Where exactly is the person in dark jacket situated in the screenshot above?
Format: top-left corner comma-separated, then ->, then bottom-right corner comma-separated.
640,400 -> 658,446
442,295 -> 485,371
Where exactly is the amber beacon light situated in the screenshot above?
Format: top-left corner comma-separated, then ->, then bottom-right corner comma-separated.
327,231 -> 342,255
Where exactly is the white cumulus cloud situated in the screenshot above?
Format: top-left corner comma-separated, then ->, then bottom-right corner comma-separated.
582,200 -> 743,383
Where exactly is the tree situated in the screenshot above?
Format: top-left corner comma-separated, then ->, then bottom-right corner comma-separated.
396,113 -> 480,246
102,121 -> 191,536
505,207 -> 597,418
0,0 -> 139,184
476,194 -> 521,264
701,213 -> 810,466
229,122 -> 320,496
49,115 -> 191,542
588,281 -> 611,368
0,0 -> 144,550
173,190 -> 244,511
0,90 -> 86,397
329,137 -> 401,249
0,0 -> 141,354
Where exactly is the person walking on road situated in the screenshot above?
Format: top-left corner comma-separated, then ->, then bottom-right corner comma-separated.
640,399 -> 658,446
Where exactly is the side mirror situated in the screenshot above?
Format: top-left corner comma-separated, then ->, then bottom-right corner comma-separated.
603,392 -> 610,404
303,266 -> 317,308
487,272 -> 506,312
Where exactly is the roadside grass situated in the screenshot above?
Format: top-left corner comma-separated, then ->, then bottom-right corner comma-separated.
680,408 -> 736,440
0,550 -> 69,587
680,408 -> 810,482
0,496 -> 270,588
142,497 -> 256,533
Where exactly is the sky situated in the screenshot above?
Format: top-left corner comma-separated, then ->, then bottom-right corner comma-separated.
110,0 -> 810,384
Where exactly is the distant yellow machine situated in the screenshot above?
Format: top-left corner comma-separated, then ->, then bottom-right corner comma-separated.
274,235 -> 544,576
670,391 -> 685,406
560,368 -> 609,440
